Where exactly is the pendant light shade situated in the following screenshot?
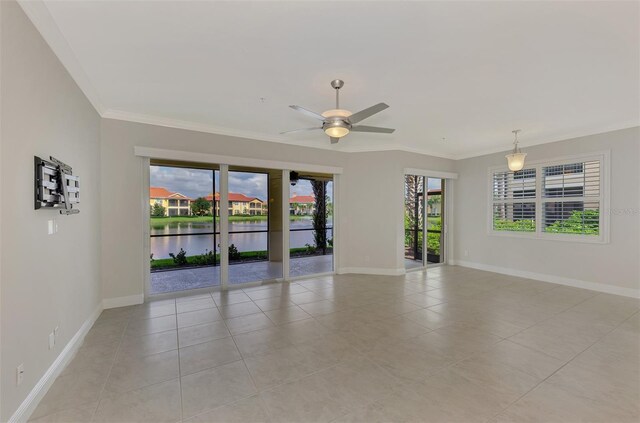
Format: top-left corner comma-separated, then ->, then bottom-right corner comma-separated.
506,152 -> 527,171
505,129 -> 526,171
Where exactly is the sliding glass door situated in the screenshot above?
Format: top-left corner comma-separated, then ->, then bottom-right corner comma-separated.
404,175 -> 425,269
227,168 -> 282,285
148,163 -> 334,296
289,173 -> 334,278
149,164 -> 220,294
426,178 -> 444,264
404,175 -> 445,269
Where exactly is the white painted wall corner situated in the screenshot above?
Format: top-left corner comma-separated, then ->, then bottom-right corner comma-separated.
8,303 -> 103,423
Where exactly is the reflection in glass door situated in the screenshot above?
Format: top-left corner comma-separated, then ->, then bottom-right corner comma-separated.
149,164 -> 220,294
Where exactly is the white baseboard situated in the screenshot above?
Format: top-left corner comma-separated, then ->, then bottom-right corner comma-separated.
338,267 -> 406,276
102,293 -> 144,309
451,259 -> 640,299
286,271 -> 335,281
9,302 -> 103,423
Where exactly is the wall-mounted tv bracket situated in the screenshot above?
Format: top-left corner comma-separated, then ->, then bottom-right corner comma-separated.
34,156 -> 80,215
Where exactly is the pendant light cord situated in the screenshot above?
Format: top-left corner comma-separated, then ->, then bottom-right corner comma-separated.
512,129 -> 521,154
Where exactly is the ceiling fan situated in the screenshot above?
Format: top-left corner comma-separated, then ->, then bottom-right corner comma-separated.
282,79 -> 395,144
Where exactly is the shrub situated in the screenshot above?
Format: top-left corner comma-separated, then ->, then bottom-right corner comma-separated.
169,248 -> 188,266
228,244 -> 241,260
545,210 -> 599,235
192,249 -> 215,266
427,232 -> 440,254
493,219 -> 535,232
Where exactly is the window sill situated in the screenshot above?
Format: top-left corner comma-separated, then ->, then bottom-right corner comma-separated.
488,230 -> 609,244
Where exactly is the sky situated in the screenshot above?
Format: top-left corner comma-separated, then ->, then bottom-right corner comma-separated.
150,165 -> 332,200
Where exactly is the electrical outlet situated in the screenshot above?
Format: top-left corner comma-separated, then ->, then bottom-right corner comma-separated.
464,250 -> 469,257
16,364 -> 24,386
54,326 -> 59,342
49,332 -> 55,350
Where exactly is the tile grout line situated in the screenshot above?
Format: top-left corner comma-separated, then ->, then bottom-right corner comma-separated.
88,311 -> 131,423
483,300 -> 639,422
38,270 -> 637,423
171,298 -> 185,423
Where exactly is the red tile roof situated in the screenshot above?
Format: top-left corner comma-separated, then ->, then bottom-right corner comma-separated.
290,195 -> 315,204
205,192 -> 262,203
150,187 -> 191,200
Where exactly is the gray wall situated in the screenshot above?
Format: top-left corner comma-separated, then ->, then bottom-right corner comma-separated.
453,127 -> 640,295
99,119 -> 458,302
343,151 -> 455,271
1,1 -> 102,420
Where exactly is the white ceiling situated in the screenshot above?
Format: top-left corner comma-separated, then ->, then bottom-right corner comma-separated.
21,0 -> 639,159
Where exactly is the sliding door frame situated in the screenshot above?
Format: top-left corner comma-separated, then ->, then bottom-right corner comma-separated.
402,168 -> 458,272
138,148 -> 342,299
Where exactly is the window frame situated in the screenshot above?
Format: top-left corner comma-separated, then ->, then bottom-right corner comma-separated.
487,151 -> 610,244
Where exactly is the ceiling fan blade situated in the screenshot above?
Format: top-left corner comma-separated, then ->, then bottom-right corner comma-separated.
280,127 -> 322,134
348,103 -> 389,124
351,125 -> 395,134
330,137 -> 340,144
289,105 -> 326,121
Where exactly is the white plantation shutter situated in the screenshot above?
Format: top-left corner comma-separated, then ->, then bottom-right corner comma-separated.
541,160 -> 601,235
491,168 -> 536,232
489,153 -> 608,242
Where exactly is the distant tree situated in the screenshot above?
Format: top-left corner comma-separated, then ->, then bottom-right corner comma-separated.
326,200 -> 333,218
151,203 -> 166,217
191,197 -> 211,216
311,180 -> 328,253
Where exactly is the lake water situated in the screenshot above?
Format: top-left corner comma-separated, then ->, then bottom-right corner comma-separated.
150,218 -> 333,259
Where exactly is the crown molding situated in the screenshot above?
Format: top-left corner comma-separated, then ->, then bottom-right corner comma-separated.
18,0 -> 106,115
451,120 -> 640,160
102,108 -> 461,159
103,109 -> 294,146
105,109 -> 638,161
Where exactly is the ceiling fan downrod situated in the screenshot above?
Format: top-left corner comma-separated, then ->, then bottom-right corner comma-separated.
331,79 -> 344,109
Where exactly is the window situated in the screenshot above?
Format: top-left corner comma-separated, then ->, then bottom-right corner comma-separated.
489,153 -> 608,242
542,160 -> 601,236
492,168 -> 536,232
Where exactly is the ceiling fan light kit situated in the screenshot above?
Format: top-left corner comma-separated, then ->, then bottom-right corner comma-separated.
505,129 -> 527,171
282,79 -> 395,144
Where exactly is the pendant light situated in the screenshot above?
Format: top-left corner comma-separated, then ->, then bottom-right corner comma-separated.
505,129 -> 526,171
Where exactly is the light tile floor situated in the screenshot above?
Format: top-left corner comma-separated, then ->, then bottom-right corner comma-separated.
31,266 -> 640,422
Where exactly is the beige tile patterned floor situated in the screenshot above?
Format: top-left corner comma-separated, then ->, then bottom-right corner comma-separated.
30,266 -> 640,422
